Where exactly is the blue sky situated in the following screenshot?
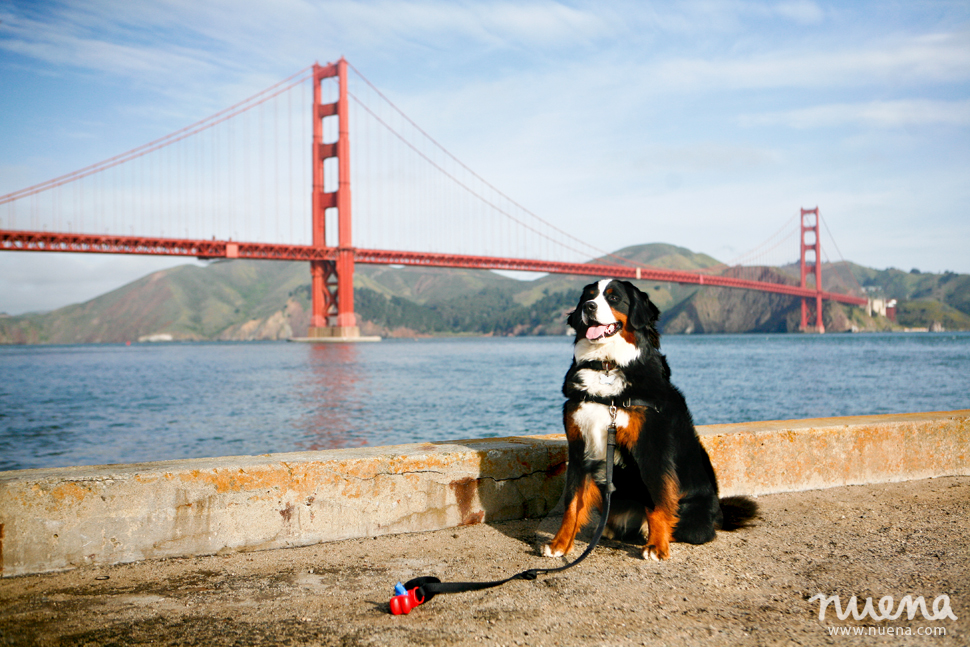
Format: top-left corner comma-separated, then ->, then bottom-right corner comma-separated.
1,0 -> 969,315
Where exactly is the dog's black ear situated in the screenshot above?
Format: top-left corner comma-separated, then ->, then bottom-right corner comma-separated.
621,281 -> 660,330
567,284 -> 593,332
566,307 -> 582,332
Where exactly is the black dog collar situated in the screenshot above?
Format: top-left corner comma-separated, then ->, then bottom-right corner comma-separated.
570,394 -> 661,412
578,360 -> 616,372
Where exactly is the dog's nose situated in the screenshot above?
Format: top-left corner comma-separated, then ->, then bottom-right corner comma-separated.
583,301 -> 597,315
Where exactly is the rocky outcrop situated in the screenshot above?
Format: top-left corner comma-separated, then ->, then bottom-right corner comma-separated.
661,267 -> 802,334
215,298 -> 306,341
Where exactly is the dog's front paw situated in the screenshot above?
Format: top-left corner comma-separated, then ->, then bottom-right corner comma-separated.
642,544 -> 670,561
540,543 -> 565,558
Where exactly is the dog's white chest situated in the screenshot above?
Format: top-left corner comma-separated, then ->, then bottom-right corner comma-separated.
573,402 -> 629,463
576,368 -> 626,397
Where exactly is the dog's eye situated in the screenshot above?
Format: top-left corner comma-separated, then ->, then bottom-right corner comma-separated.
606,292 -> 619,303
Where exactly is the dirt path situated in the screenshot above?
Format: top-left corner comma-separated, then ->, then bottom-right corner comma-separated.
2,476 -> 968,646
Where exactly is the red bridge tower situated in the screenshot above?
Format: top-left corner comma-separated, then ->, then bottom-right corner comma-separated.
799,207 -> 824,333
309,58 -> 359,339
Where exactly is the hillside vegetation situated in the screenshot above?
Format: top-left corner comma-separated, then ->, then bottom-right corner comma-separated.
2,244 -> 967,344
853,265 -> 970,324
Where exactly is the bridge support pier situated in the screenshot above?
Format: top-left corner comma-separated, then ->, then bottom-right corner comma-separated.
307,259 -> 359,339
307,258 -> 361,339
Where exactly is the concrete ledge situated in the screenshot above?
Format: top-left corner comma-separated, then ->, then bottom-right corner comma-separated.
700,410 -> 969,495
1,410 -> 967,577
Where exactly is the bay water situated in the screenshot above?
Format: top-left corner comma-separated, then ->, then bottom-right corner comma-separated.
2,333 -> 968,472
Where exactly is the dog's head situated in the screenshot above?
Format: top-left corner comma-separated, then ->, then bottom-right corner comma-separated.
568,279 -> 661,349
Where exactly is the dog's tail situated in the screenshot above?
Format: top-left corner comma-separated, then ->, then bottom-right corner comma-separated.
718,496 -> 759,531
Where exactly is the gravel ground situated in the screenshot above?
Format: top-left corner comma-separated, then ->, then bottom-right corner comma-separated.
1,476 -> 967,646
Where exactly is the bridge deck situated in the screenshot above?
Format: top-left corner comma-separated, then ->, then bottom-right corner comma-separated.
0,228 -> 868,306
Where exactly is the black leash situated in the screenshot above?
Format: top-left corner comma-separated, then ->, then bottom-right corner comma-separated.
389,413 -> 618,614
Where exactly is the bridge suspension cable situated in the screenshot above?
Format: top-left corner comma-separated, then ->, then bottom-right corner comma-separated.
345,62 -> 639,268
1,68 -> 317,246
0,60 -> 866,314
0,67 -> 314,207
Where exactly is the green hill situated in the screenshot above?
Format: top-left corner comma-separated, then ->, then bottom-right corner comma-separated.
348,243 -> 721,337
0,261 -> 310,343
356,264 -> 520,304
847,265 -> 970,330
851,265 -> 970,311
512,243 -> 718,310
2,244 -> 967,344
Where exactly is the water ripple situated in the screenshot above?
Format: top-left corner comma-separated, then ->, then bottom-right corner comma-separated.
1,333 -> 968,471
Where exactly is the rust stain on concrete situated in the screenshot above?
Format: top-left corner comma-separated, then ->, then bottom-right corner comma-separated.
700,411 -> 970,496
340,480 -> 363,498
450,477 -> 483,525
48,482 -> 89,504
167,493 -> 216,549
547,460 -> 567,478
279,503 -> 295,523
175,465 -> 335,497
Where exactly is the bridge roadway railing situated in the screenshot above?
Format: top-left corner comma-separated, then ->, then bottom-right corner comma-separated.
0,229 -> 868,306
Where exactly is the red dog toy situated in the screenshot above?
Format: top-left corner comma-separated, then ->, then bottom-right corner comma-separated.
389,582 -> 426,615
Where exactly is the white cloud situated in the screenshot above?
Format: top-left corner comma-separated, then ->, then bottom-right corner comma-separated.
361,0 -> 611,47
0,6 -> 221,78
741,99 -> 970,129
5,3 -> 966,104
633,142 -> 782,173
0,0 -> 611,75
650,31 -> 970,91
772,0 -> 825,25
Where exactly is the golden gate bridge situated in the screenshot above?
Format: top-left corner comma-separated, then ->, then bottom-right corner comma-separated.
0,58 -> 866,336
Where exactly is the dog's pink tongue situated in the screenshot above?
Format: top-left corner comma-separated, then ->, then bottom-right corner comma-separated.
586,324 -> 609,340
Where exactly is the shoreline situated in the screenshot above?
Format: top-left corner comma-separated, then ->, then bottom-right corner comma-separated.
1,327 -> 968,347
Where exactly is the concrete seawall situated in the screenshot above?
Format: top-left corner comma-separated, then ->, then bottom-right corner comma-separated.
1,410 -> 967,578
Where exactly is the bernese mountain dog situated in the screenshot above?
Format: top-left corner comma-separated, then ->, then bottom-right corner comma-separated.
541,279 -> 757,561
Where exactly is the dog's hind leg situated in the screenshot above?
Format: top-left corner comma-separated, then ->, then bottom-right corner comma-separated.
672,493 -> 719,544
541,475 -> 602,557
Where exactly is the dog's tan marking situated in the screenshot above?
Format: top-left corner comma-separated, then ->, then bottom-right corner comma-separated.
615,407 -> 644,449
543,474 -> 602,557
612,309 -> 638,347
563,403 -> 584,442
643,473 -> 680,561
